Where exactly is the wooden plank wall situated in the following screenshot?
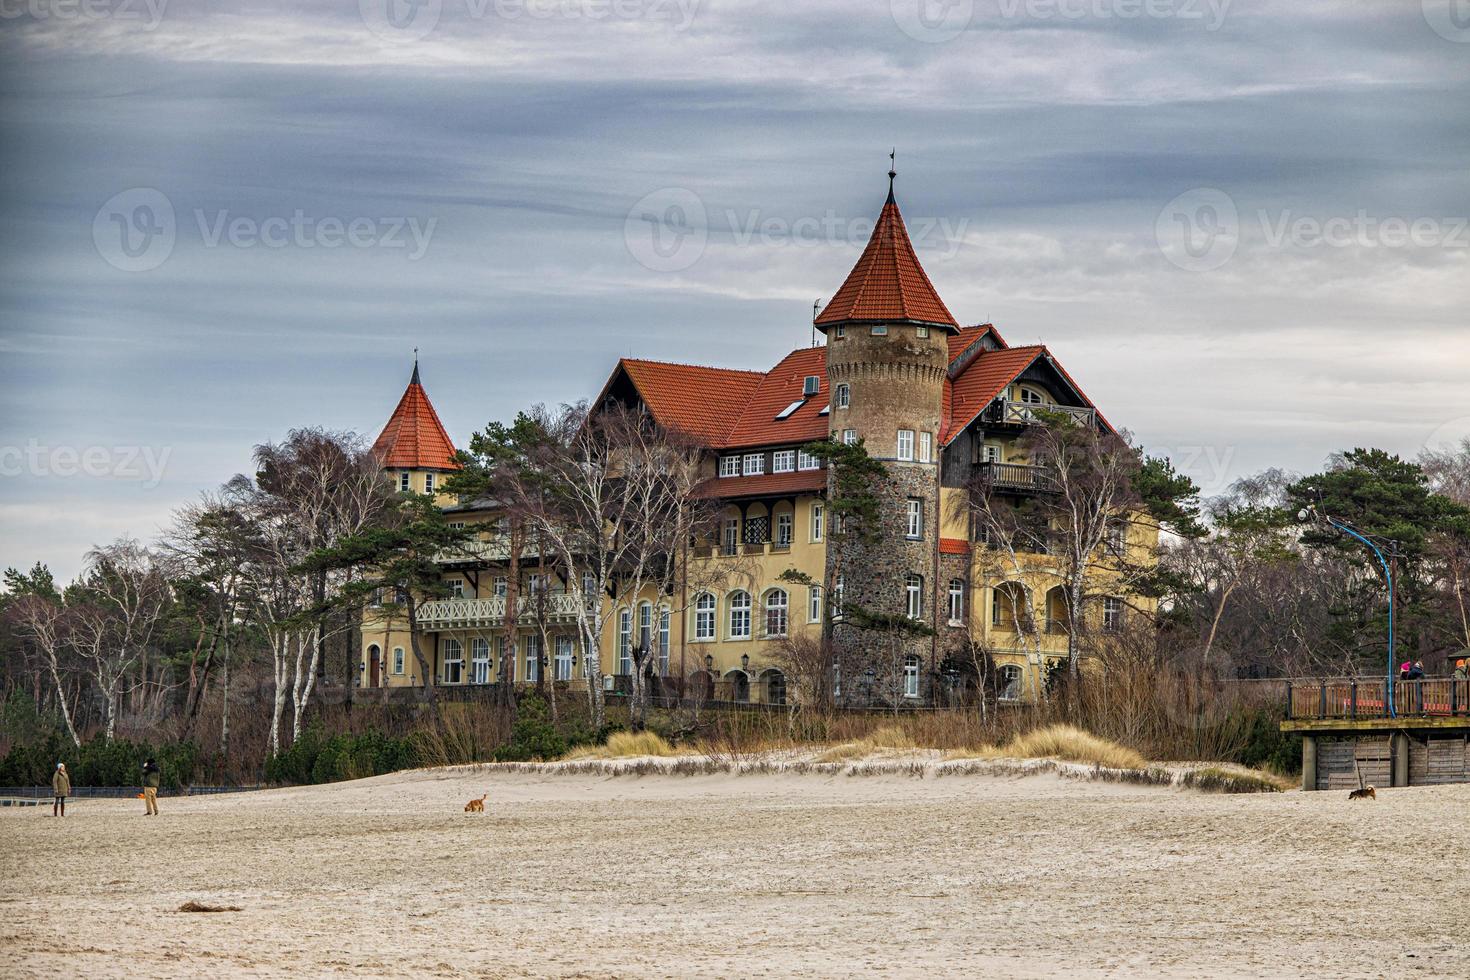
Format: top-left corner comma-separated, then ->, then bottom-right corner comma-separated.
1317,738 -> 1391,790
1409,735 -> 1469,785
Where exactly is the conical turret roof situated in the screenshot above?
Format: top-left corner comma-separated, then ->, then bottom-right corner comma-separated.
372,361 -> 461,471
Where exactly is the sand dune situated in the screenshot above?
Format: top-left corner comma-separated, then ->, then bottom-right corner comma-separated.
2,767 -> 1465,978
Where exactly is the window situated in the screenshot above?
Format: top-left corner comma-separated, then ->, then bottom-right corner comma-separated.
743,453 -> 765,476
446,577 -> 465,598
764,589 -> 789,638
999,664 -> 1023,701
905,574 -> 923,620
1020,386 -> 1045,405
835,383 -> 850,409
905,498 -> 923,539
638,602 -> 654,656
808,585 -> 823,623
1103,596 -> 1124,633
728,590 -> 751,639
981,444 -> 1001,464
722,518 -> 740,555
442,639 -> 464,685
658,607 -> 670,674
811,503 -> 824,542
833,575 -> 845,618
471,638 -> 490,684
618,608 -> 632,674
948,579 -> 965,624
773,450 -> 796,473
993,584 -> 1027,630
1046,587 -> 1071,635
871,324 -> 888,335
918,432 -> 933,463
399,472 -> 411,493
528,574 -> 546,595
897,429 -> 915,461
798,450 -> 821,471
719,456 -> 740,478
493,577 -> 508,598
393,647 -> 405,674
775,512 -> 793,547
525,634 -> 542,683
694,592 -> 716,641
803,375 -> 821,396
903,655 -> 921,698
424,473 -> 436,493
916,325 -> 930,339
775,400 -> 805,420
554,636 -> 575,681
497,636 -> 511,682
1106,522 -> 1127,555
841,429 -> 857,445
835,325 -> 846,339
448,521 -> 466,530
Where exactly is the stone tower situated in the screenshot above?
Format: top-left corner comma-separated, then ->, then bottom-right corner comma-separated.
814,169 -> 960,702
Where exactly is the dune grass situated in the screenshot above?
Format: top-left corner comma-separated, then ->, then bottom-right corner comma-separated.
943,724 -> 1148,770
815,725 -> 917,763
561,730 -> 691,761
1181,765 -> 1290,794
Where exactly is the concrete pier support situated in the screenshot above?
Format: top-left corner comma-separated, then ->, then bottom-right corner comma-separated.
1301,735 -> 1317,792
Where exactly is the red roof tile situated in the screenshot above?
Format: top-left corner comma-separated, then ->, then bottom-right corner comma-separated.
723,347 -> 830,450
616,359 -> 765,446
941,346 -> 1046,445
815,192 -> 958,330
939,538 -> 972,555
373,365 -> 461,471
695,469 -> 827,500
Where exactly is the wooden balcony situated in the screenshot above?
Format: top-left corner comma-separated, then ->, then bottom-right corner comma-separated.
974,461 -> 1054,493
984,399 -> 1095,428
417,593 -> 585,629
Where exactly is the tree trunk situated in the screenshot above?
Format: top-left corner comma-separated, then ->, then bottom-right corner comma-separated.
47,662 -> 82,748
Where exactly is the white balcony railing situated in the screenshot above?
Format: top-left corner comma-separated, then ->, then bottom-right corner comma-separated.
987,399 -> 1095,427
418,592 -> 585,629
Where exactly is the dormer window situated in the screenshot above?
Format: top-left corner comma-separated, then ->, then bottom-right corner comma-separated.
803,376 -> 820,397
719,456 -> 740,478
743,453 -> 765,476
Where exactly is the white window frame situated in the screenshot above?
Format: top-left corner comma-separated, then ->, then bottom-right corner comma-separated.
764,589 -> 789,638
835,383 -> 850,409
903,655 -> 921,698
871,324 -> 888,335
618,608 -> 633,675
493,577 -> 508,598
554,636 -> 575,681
841,429 -> 857,446
833,575 -> 845,618
393,647 -> 405,674
775,512 -> 793,547
442,639 -> 464,685
897,429 -> 915,461
743,453 -> 765,476
918,432 -> 933,463
772,449 -> 796,473
905,574 -> 923,620
446,577 -> 465,598
728,590 -> 752,640
1020,386 -> 1046,405
916,325 -> 930,339
835,325 -> 846,338
638,601 -> 654,656
999,664 -> 1024,701
524,633 -> 542,683
948,580 -> 965,625
982,444 -> 1001,464
471,638 -> 491,684
657,606 -> 670,674
1103,596 -> 1124,633
798,450 -> 821,471
803,375 -> 821,396
719,456 -> 740,478
905,498 -> 923,539
722,517 -> 740,555
399,472 -> 411,493
694,592 -> 716,641
808,585 -> 823,624
424,472 -> 436,493
811,503 -> 824,542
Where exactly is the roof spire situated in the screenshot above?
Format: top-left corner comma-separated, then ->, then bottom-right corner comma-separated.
887,148 -> 897,203
411,347 -> 420,386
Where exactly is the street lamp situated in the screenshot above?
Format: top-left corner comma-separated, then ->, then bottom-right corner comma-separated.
705,653 -> 714,672
1299,504 -> 1400,717
741,653 -> 750,672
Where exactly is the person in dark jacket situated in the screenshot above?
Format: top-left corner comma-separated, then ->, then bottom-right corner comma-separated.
1407,661 -> 1425,681
52,763 -> 70,817
141,759 -> 160,816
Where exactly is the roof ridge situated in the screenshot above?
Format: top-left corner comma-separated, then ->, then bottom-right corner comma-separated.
622,356 -> 767,377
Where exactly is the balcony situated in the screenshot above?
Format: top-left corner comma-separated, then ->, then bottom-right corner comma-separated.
984,399 -> 1095,428
974,462 -> 1054,494
417,592 -> 585,629
434,538 -> 513,565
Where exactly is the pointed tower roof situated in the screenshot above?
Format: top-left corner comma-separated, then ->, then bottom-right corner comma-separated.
372,359 -> 461,471
815,173 -> 959,332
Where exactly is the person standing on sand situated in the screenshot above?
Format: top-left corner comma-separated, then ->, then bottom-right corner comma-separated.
141,759 -> 160,816
52,763 -> 70,817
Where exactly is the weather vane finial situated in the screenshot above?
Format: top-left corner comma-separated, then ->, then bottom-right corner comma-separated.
411,347 -> 420,384
887,148 -> 897,201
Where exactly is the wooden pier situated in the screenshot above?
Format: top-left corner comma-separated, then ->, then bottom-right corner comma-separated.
1281,678 -> 1470,791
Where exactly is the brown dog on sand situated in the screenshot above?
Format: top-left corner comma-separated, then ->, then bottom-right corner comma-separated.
1347,785 -> 1376,801
464,794 -> 487,813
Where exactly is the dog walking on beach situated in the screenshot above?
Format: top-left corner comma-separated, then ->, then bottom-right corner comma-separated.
464,793 -> 487,813
1347,785 -> 1376,801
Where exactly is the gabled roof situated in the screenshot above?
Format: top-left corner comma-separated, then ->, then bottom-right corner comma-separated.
372,363 -> 461,471
722,347 -> 830,450
815,189 -> 959,331
600,359 -> 765,445
940,344 -> 1112,445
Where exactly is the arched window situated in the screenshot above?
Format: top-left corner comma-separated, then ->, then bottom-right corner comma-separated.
764,588 -> 788,638
618,608 -> 633,675
905,573 -> 923,620
1046,587 -> 1071,635
999,664 -> 1024,701
657,606 -> 671,674
638,601 -> 654,654
693,592 -> 716,641
903,655 -> 921,698
366,644 -> 381,686
392,647 -> 405,675
728,590 -> 751,639
947,579 -> 965,624
992,583 -> 1029,631
442,639 -> 464,685
727,669 -> 750,702
1020,386 -> 1046,405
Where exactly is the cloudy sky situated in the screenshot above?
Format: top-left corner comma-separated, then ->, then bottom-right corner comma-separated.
1,0 -> 1467,581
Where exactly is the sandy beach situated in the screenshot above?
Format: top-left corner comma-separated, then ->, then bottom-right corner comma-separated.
2,767 -> 1466,978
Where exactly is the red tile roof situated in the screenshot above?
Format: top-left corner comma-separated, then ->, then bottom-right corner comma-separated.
723,346 -> 831,450
373,364 -> 461,471
939,538 -> 972,556
695,468 -> 828,500
617,359 -> 765,445
815,192 -> 959,330
941,345 -> 1046,445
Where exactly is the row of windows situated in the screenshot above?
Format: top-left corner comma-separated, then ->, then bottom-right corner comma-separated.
991,584 -> 1126,632
720,503 -> 825,553
719,449 -> 823,478
832,324 -> 932,340
439,634 -> 581,684
836,428 -> 934,463
691,586 -> 825,642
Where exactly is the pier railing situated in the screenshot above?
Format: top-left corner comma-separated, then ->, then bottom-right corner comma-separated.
1286,678 -> 1470,720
